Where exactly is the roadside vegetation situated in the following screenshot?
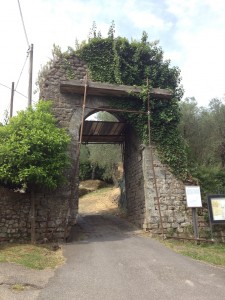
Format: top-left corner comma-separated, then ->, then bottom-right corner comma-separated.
0,243 -> 64,270
162,239 -> 225,267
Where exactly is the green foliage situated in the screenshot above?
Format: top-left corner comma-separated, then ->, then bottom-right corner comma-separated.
193,166 -> 225,197
0,101 -> 71,191
79,161 -> 92,181
163,239 -> 225,266
76,27 -> 187,178
88,143 -> 121,182
179,97 -> 225,197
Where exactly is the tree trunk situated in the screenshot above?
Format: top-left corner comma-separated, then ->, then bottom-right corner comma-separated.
112,164 -> 119,187
30,191 -> 36,244
91,164 -> 96,180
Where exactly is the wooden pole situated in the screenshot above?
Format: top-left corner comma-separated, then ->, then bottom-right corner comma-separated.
64,74 -> 88,241
192,207 -> 199,244
28,44 -> 33,107
30,191 -> 36,244
79,74 -> 88,146
10,82 -> 14,118
146,78 -> 164,238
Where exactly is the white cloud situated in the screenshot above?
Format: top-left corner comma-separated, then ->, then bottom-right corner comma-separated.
1,0 -> 225,122
164,0 -> 225,104
126,10 -> 167,30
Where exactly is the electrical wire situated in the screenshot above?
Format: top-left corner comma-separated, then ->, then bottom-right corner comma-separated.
0,82 -> 28,98
17,0 -> 30,47
0,82 -> 11,90
15,49 -> 29,90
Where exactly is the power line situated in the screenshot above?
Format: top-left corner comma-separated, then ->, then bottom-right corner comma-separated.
17,0 -> 30,47
14,89 -> 28,99
0,82 -> 11,90
0,82 -> 28,98
15,49 -> 30,90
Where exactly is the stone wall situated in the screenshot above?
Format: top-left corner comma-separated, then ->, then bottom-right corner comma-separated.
124,126 -> 146,228
142,146 -> 192,237
0,186 -> 71,243
123,136 -> 193,237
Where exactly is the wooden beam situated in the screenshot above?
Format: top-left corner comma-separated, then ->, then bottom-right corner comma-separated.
60,80 -> 173,99
82,135 -> 125,143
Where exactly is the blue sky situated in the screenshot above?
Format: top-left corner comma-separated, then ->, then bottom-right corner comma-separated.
0,0 -> 225,122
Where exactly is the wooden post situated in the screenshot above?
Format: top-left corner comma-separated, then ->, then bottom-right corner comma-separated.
30,191 -> 36,244
64,74 -> 88,241
28,44 -> 33,107
192,207 -> 200,244
10,82 -> 14,118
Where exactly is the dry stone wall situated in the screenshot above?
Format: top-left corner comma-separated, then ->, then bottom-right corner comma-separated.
124,126 -> 146,228
0,186 -> 70,243
142,146 -> 192,236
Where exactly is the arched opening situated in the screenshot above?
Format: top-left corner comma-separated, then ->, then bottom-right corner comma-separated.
78,111 -> 126,217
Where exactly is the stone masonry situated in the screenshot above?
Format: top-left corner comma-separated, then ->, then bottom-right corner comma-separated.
0,186 -> 70,243
1,53 -> 224,242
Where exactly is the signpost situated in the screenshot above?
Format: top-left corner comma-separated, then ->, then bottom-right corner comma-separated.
185,186 -> 202,241
207,195 -> 225,224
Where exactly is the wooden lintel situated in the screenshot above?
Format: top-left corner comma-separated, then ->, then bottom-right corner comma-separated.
60,80 -> 173,99
82,135 -> 125,143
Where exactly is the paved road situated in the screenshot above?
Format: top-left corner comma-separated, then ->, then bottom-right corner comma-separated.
37,213 -> 225,300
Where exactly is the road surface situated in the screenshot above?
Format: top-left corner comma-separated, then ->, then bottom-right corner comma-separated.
37,213 -> 225,300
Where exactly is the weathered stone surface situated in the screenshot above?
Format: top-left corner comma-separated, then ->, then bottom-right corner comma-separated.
0,186 -> 72,242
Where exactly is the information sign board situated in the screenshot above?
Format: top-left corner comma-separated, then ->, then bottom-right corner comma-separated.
207,195 -> 225,224
185,186 -> 202,208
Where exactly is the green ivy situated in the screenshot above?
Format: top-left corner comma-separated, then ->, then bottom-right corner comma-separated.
38,23 -> 187,179
74,28 -> 188,179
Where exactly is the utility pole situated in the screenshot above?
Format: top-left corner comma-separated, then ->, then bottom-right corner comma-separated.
10,82 -> 15,118
28,43 -> 33,107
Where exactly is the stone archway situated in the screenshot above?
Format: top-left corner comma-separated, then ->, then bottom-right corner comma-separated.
39,54 -> 191,240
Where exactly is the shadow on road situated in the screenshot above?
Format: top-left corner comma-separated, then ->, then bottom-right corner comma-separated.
68,212 -> 143,244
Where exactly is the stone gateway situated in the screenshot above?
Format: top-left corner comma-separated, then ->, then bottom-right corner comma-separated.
0,54 -> 217,242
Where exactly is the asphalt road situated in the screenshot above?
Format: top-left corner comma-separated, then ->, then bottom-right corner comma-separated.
37,213 -> 225,300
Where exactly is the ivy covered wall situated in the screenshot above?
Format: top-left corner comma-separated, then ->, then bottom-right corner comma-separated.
38,24 -> 188,179
74,26 -> 188,179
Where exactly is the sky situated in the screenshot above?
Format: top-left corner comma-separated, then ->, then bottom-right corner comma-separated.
0,0 -> 225,123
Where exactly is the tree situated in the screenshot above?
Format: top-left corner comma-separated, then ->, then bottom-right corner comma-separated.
0,100 -> 71,242
88,143 -> 122,185
179,97 -> 225,168
179,97 -> 225,195
179,97 -> 208,166
208,98 -> 225,167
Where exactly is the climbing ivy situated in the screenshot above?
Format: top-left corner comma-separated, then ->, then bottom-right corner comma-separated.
39,23 -> 188,179
75,25 -> 188,179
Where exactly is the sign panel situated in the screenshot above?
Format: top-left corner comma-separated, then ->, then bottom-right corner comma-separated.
207,195 -> 225,224
185,186 -> 202,208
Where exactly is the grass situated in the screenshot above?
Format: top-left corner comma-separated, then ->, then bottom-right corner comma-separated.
79,185 -> 120,215
11,283 -> 25,292
162,239 -> 225,266
0,243 -> 64,270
